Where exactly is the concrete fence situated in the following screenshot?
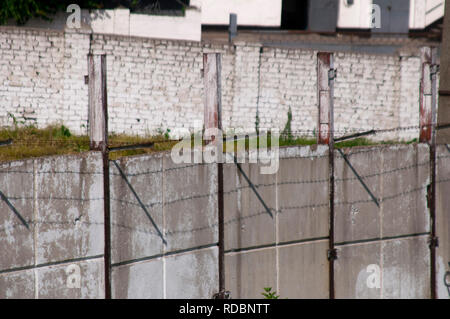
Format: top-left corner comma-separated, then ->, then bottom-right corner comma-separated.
0,143 -> 448,298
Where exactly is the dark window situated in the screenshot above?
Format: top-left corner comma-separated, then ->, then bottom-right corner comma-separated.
307,0 -> 338,32
281,0 -> 309,30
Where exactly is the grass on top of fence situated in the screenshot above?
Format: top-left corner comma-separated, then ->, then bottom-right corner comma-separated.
0,125 -> 178,162
0,125 -> 418,162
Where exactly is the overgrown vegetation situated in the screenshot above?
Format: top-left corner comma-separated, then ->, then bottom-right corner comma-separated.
261,287 -> 280,299
0,125 -> 176,162
0,122 -> 419,162
281,107 -> 293,142
333,137 -> 413,148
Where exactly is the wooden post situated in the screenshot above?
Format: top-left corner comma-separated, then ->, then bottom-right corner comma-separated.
203,53 -> 222,139
204,53 -> 226,298
88,54 -> 108,152
87,54 -> 111,299
317,52 -> 336,299
317,52 -> 334,145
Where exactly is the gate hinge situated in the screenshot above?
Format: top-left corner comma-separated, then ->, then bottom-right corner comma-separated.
430,64 -> 440,76
428,236 -> 439,248
426,184 -> 432,208
328,68 -> 337,82
327,248 -> 338,261
213,290 -> 231,299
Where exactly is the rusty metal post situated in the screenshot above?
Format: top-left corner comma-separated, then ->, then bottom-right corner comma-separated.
204,53 -> 227,298
420,46 -> 439,298
88,54 -> 111,299
420,47 -> 433,143
318,52 -> 336,299
429,47 -> 439,299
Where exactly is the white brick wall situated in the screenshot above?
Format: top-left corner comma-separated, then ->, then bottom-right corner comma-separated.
0,28 -> 64,128
0,27 -> 432,140
334,52 -> 401,138
259,47 -> 317,134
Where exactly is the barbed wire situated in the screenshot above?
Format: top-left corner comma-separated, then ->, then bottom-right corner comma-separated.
0,149 -> 445,176
285,125 -> 421,136
5,196 -> 104,202
335,160 -> 430,182
3,175 -> 450,241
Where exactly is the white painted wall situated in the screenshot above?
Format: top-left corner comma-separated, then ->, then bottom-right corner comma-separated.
337,0 -> 373,29
197,0 -> 282,26
410,0 -> 445,29
89,7 -> 201,41
338,0 -> 444,30
129,9 -> 201,41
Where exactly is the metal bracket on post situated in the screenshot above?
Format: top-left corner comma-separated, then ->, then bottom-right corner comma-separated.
213,290 -> 231,299
430,64 -> 440,77
428,236 -> 439,248
327,249 -> 338,261
328,68 -> 337,84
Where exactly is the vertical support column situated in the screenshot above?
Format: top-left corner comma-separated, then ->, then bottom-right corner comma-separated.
317,52 -> 336,299
428,47 -> 439,299
203,53 -> 222,140
204,53 -> 227,298
420,46 -> 440,298
88,54 -> 108,152
420,47 -> 433,143
317,53 -> 334,145
88,54 -> 111,299
436,3 -> 450,298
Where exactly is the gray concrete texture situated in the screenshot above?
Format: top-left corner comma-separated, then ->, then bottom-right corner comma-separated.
225,144 -> 439,299
0,152 -> 104,298
109,152 -> 218,299
436,144 -> 450,299
1,143 -> 448,299
224,145 -> 330,298
335,237 -> 430,298
334,144 -> 429,244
